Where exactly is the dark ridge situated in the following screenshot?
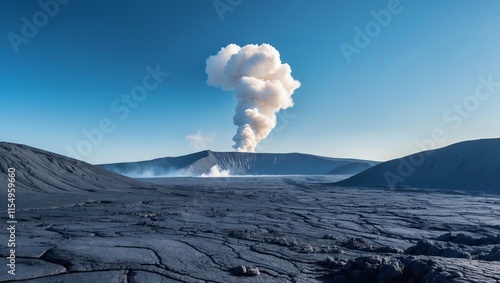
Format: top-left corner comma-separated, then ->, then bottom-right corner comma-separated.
335,138 -> 500,193
99,151 -> 378,176
0,142 -> 145,193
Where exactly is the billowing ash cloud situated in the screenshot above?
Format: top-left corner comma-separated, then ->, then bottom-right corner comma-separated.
206,44 -> 301,152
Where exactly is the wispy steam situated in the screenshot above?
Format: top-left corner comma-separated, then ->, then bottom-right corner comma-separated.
206,43 -> 301,152
186,131 -> 216,150
201,165 -> 230,177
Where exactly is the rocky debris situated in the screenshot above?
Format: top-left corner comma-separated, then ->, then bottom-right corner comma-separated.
399,257 -> 465,283
230,231 -> 402,256
436,232 -> 500,246
405,240 -> 472,259
339,237 -> 403,254
323,256 -> 465,283
246,266 -> 261,276
320,245 -> 344,254
233,265 -> 247,275
320,256 -> 348,269
326,256 -> 404,283
230,229 -> 302,249
232,265 -> 260,276
230,229 -> 344,254
323,234 -> 339,240
407,237 -> 500,262
484,246 -> 500,261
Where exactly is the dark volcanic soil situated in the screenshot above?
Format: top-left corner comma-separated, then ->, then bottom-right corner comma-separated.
1,176 -> 500,282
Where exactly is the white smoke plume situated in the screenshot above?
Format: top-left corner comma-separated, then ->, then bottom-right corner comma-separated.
206,43 -> 301,152
201,165 -> 230,177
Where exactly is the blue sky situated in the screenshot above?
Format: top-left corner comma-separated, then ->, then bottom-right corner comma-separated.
1,0 -> 499,164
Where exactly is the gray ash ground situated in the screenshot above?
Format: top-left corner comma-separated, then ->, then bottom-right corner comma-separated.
1,176 -> 500,282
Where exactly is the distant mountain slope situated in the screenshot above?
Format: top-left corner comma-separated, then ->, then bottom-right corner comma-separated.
100,150 -> 378,177
0,142 -> 144,193
336,138 -> 500,192
328,162 -> 373,175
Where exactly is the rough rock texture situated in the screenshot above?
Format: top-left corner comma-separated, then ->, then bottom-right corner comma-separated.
323,255 -> 500,283
436,232 -> 500,246
405,234 -> 500,262
484,247 -> 500,261
0,143 -> 499,282
2,175 -> 499,282
405,240 -> 472,259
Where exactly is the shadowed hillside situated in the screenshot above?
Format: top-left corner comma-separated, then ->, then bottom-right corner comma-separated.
336,138 -> 500,193
0,142 -> 145,193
